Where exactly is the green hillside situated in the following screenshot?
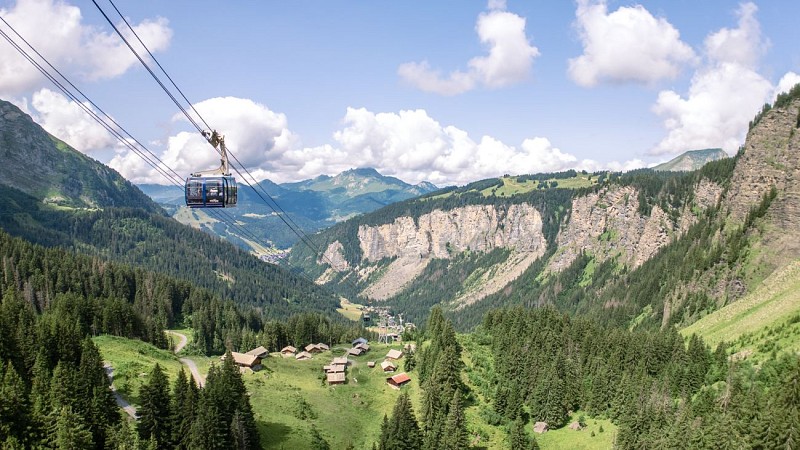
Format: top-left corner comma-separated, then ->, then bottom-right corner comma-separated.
681,259 -> 800,361
653,148 -> 729,172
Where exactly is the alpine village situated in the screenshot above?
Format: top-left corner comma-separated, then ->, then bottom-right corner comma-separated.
1,1 -> 800,449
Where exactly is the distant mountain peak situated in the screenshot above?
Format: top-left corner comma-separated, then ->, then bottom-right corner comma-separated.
653,148 -> 728,172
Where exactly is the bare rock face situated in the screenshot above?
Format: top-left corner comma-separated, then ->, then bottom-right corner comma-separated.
357,204 -> 547,261
320,241 -> 349,271
726,98 -> 800,266
549,180 -> 722,272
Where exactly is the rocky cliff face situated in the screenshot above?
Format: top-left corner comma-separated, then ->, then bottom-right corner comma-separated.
725,98 -> 800,268
549,180 -> 722,272
323,203 -> 547,300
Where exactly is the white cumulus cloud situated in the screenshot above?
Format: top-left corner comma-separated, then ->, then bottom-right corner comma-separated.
0,0 -> 171,97
398,5 -> 538,95
568,0 -> 695,87
29,88 -> 117,153
651,3 -> 787,156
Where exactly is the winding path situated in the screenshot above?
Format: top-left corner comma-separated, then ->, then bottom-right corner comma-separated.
166,331 -> 205,387
104,364 -> 137,419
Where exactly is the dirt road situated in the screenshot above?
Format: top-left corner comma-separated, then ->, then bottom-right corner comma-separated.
104,364 -> 137,419
166,331 -> 205,387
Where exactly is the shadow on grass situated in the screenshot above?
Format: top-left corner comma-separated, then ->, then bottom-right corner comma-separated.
258,421 -> 293,448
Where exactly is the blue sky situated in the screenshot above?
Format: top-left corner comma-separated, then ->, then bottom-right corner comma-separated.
1,0 -> 799,186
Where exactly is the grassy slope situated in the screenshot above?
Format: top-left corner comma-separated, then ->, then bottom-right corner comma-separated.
336,298 -> 365,321
93,335 -> 184,405
93,331 -> 616,449
682,259 -> 800,361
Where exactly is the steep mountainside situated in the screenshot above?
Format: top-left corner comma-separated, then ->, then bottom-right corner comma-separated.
0,98 -> 338,319
291,89 -> 800,329
140,167 -> 438,251
0,100 -> 160,212
653,148 -> 728,172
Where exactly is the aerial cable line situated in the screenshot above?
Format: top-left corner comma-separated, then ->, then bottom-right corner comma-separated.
2,12 -> 353,303
95,0 -> 365,296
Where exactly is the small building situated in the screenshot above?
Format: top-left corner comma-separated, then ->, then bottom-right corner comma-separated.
305,344 -> 322,354
347,347 -> 364,357
380,360 -> 397,372
245,346 -> 269,359
352,337 -> 368,346
316,343 -> 330,351
568,422 -> 583,431
327,365 -> 345,373
386,372 -> 411,389
327,372 -> 346,385
280,346 -> 297,357
355,343 -> 370,352
322,365 -> 332,372
533,422 -> 549,434
332,356 -> 349,366
295,351 -> 313,361
385,349 -> 404,360
222,352 -> 262,370
367,361 -> 376,368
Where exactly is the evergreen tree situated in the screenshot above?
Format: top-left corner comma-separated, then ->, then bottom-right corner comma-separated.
137,363 -> 173,447
171,368 -> 197,449
48,405 -> 93,450
441,392 -> 468,450
509,416 -> 535,450
0,360 -> 29,445
384,392 -> 422,450
309,425 -> 330,450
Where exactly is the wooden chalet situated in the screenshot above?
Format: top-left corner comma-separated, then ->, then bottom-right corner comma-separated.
386,372 -> 411,388
332,356 -> 349,366
222,352 -> 262,370
280,346 -> 297,357
316,343 -> 330,351
352,337 -> 368,346
326,365 -> 345,374
385,349 -> 404,360
355,343 -> 370,352
305,344 -> 322,354
380,360 -> 397,372
245,346 -> 269,359
347,347 -> 364,357
295,351 -> 313,361
367,361 -> 376,368
326,372 -> 346,385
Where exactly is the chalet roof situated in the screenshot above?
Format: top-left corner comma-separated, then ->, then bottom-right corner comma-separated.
280,345 -> 297,354
305,344 -> 321,353
355,343 -> 370,351
332,356 -> 348,365
387,372 -> 410,385
245,346 -> 269,357
327,372 -> 346,384
322,365 -> 332,372
316,343 -> 330,351
223,352 -> 260,367
385,349 -> 403,360
352,337 -> 368,346
327,365 -> 345,373
381,360 -> 397,371
295,351 -> 313,360
347,347 -> 364,356
533,422 -> 549,434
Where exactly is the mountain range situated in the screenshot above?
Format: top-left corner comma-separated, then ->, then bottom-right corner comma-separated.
652,148 -> 729,172
290,91 -> 800,331
138,167 -> 438,251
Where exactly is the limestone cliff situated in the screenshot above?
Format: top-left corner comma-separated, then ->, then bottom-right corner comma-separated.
549,180 -> 722,272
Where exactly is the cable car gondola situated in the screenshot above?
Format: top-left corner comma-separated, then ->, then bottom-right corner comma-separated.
185,130 -> 238,208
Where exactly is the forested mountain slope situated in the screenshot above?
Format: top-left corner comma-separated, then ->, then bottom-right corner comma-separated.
0,98 -> 338,318
292,87 -> 800,330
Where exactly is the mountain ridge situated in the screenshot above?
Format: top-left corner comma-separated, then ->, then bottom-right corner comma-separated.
653,148 -> 728,172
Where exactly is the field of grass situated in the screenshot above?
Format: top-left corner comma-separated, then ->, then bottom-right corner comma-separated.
681,259 -> 800,360
336,298 -> 365,322
536,412 -> 617,450
93,335 -> 185,405
480,175 -> 596,197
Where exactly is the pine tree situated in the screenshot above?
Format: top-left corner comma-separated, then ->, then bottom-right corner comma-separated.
48,405 -> 93,450
0,360 -> 30,445
509,416 -> 534,450
441,392 -> 468,450
385,392 -> 422,450
137,363 -> 173,446
171,368 -> 197,449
